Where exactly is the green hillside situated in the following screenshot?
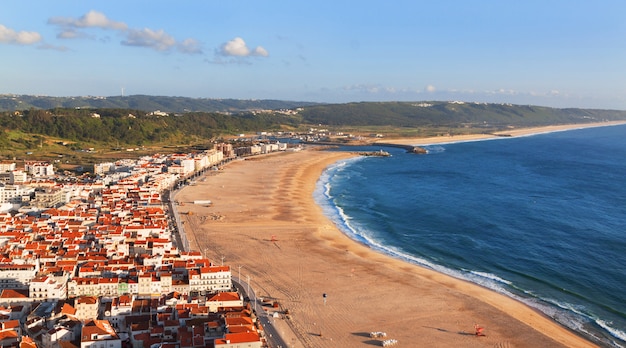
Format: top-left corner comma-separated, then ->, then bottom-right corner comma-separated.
2,96 -> 625,159
298,101 -> 626,127
0,108 -> 300,147
0,94 -> 318,113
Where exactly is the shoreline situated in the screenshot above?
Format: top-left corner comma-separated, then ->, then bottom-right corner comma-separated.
375,120 -> 626,147
175,123 -> 616,347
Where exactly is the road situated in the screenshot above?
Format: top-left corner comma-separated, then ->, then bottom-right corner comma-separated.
232,276 -> 290,348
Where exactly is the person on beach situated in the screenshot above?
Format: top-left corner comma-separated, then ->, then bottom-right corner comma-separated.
475,324 -> 485,336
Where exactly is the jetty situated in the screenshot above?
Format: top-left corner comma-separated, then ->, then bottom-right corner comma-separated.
374,143 -> 428,154
356,150 -> 391,157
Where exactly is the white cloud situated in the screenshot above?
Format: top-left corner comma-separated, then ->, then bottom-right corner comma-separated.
47,10 -> 202,55
252,46 -> 269,57
122,28 -> 176,51
0,24 -> 42,45
492,88 -> 518,95
219,37 -> 269,57
48,10 -> 127,31
425,85 -> 436,93
220,37 -> 249,56
178,38 -> 203,54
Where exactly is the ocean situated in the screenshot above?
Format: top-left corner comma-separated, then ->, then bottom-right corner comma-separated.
314,124 -> 626,347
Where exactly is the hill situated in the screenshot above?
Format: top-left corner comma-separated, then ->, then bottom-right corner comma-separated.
0,94 -> 318,113
0,107 -> 302,149
2,97 -> 626,157
298,101 -> 626,128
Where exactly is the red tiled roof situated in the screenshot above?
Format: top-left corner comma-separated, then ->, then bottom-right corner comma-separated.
61,303 -> 77,315
0,289 -> 29,299
0,329 -> 18,340
215,332 -> 260,345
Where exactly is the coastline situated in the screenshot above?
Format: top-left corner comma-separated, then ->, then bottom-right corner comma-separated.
375,120 -> 626,146
174,123 -> 617,347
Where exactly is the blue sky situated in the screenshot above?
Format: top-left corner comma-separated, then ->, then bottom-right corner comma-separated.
1,1 -> 625,109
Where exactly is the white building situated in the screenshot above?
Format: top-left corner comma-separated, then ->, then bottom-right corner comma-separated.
260,143 -> 279,154
42,326 -> 73,348
75,296 -> 100,321
189,266 -> 232,294
9,170 -> 27,185
0,184 -> 34,204
0,162 -> 16,173
250,145 -> 262,155
206,291 -> 243,313
105,296 -> 132,331
93,162 -> 115,175
214,332 -> 262,348
205,149 -> 224,166
25,161 -> 54,177
29,275 -> 67,301
80,319 -> 121,348
137,274 -> 153,296
180,158 -> 196,176
194,155 -> 209,172
0,263 -> 38,289
167,164 -> 186,176
67,278 -> 126,298
148,110 -> 168,117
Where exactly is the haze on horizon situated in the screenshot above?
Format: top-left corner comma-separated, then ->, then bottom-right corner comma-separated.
1,1 -> 625,110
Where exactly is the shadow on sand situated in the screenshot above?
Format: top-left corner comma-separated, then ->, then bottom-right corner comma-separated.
352,332 -> 392,346
422,326 -> 480,336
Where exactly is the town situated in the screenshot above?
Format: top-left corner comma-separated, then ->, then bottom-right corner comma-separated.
0,140 -> 299,348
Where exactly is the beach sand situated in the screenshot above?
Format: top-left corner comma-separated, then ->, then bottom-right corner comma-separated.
174,123 -> 618,347
376,120 -> 626,146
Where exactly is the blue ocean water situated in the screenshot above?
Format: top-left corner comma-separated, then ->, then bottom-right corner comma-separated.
314,124 -> 626,347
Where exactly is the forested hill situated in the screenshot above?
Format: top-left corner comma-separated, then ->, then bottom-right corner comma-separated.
0,108 -> 302,149
1,96 -> 626,150
298,101 -> 626,127
4,95 -> 626,128
0,94 -> 317,113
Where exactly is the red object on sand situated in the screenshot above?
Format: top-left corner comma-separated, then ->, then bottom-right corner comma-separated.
475,324 -> 485,336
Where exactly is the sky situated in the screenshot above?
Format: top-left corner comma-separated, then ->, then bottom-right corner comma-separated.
1,1 -> 625,109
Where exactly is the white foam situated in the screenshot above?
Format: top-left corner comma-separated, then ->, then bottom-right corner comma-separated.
596,319 -> 626,346
423,145 -> 446,153
469,271 -> 513,285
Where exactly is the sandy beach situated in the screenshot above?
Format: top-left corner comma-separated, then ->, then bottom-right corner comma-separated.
376,120 -> 626,146
174,122 -> 623,347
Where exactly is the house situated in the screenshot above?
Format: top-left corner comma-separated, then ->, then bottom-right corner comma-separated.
80,319 -> 121,348
0,304 -> 29,320
214,332 -> 262,348
104,296 -> 132,331
42,326 -> 73,348
206,292 -> 243,313
0,328 -> 19,346
58,302 -> 77,320
19,335 -> 38,348
1,319 -> 21,335
75,296 -> 99,321
29,275 -> 68,300
0,289 -> 31,306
